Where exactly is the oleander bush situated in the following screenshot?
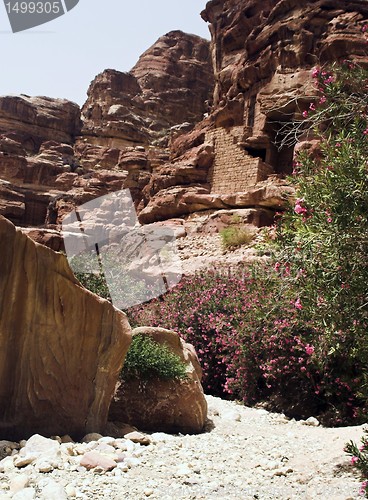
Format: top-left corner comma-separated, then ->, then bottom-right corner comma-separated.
345,429 -> 368,498
271,61 -> 368,421
128,263 -> 366,424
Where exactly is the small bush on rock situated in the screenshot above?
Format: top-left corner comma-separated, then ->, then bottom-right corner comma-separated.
220,226 -> 254,250
121,334 -> 188,381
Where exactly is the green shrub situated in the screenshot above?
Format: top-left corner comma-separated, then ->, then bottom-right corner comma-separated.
121,334 -> 188,381
220,226 -> 254,250
345,429 -> 368,497
75,271 -> 111,300
273,62 -> 368,414
70,252 -> 149,308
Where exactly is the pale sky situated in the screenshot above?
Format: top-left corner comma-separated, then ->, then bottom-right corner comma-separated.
0,1 -> 210,105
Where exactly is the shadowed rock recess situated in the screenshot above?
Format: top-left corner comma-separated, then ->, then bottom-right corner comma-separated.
0,216 -> 131,440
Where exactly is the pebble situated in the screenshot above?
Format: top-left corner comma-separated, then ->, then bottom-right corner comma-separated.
65,484 -> 77,497
0,396 -> 365,499
12,487 -> 36,500
80,451 -> 117,471
9,474 -> 29,494
124,431 -> 151,446
303,416 -> 320,427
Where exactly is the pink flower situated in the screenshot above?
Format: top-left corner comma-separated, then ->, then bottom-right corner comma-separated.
359,482 -> 367,496
294,298 -> 303,310
362,25 -> 368,32
363,128 -> 368,135
351,456 -> 359,465
274,262 -> 281,272
294,198 -> 307,215
302,110 -> 308,118
311,67 -> 320,78
305,344 -> 314,355
319,96 -> 327,104
309,103 -> 316,111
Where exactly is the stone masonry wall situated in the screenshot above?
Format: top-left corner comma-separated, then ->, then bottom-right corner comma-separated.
206,127 -> 273,194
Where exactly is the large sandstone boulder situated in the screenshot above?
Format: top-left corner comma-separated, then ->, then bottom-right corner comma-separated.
0,215 -> 131,440
109,327 -> 208,434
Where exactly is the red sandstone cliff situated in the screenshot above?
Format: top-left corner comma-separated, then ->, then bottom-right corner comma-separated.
81,31 -> 213,149
0,3 -> 367,244
0,31 -> 214,240
138,0 -> 368,222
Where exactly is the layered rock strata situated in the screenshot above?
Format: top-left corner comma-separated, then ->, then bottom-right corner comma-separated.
81,31 -> 214,148
138,0 -> 368,222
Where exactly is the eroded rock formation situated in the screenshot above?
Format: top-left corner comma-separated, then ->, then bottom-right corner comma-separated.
109,327 -> 208,434
0,2 -> 367,247
0,31 -> 214,246
0,96 -> 81,151
201,0 -> 368,176
81,31 -> 214,149
140,0 -> 368,220
0,215 -> 131,440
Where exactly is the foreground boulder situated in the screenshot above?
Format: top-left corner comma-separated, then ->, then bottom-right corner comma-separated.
0,215 -> 131,440
109,327 -> 208,434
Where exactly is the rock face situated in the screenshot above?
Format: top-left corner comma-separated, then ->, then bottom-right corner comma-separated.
131,30 -> 213,136
0,96 -> 81,151
109,327 -> 208,434
0,215 -> 131,440
200,0 -> 368,178
0,31 -> 214,245
1,4 -> 367,245
81,31 -> 214,148
139,178 -> 293,224
137,0 -> 368,223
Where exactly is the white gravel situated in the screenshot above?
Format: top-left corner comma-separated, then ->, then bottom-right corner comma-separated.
0,395 -> 366,500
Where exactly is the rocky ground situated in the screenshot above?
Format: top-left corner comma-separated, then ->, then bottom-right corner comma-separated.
0,396 -> 365,500
175,216 -> 268,275
177,231 -> 265,275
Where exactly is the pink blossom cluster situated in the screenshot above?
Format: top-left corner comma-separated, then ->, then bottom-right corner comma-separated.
359,481 -> 367,497
128,266 -> 364,424
294,198 -> 307,215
